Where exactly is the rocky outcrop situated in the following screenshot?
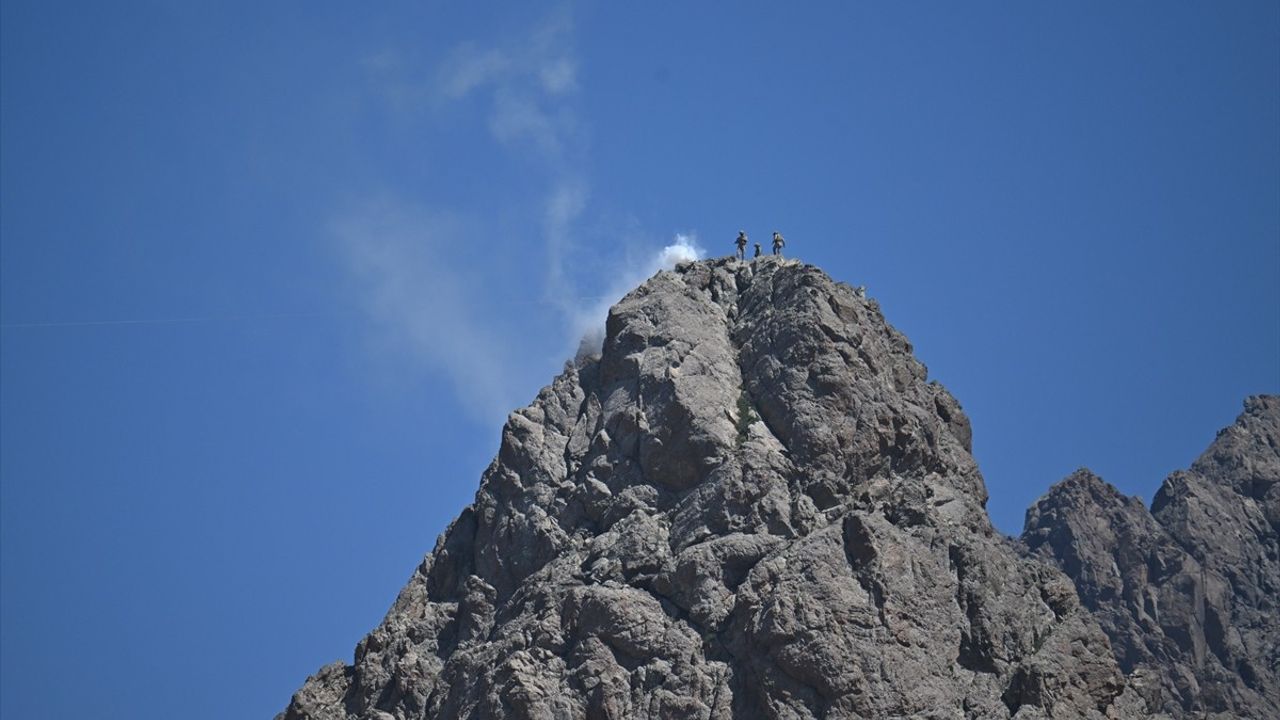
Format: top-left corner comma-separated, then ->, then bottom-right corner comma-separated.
1024,397 -> 1280,718
281,257 -> 1156,719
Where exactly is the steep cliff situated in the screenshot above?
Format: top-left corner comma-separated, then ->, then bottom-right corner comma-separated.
280,257 -> 1175,719
1024,396 -> 1279,719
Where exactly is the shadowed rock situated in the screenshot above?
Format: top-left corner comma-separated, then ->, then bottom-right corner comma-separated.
1024,397 -> 1280,718
281,257 -> 1178,719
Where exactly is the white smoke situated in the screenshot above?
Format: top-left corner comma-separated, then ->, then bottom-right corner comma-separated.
334,200 -> 529,426
571,233 -> 705,358
652,234 -> 703,268
344,9 -> 710,423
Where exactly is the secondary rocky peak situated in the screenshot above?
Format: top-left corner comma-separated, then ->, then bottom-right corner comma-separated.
1168,394 -> 1280,535
281,257 -> 1269,720
1024,396 -> 1280,718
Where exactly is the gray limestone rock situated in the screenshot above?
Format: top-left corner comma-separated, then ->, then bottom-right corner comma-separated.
281,257 -> 1253,720
1023,397 -> 1280,718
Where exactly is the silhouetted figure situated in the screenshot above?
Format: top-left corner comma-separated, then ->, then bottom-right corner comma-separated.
753,243 -> 762,258
772,231 -> 786,256
735,231 -> 748,260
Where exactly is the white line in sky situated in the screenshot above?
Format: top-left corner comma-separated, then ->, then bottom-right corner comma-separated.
0,299 -> 622,330
0,312 -> 339,329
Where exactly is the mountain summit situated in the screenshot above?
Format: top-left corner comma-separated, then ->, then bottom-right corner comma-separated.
280,257 -> 1277,719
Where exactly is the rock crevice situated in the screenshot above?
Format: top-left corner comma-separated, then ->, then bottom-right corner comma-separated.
1023,396 -> 1280,718
280,257 -> 1271,719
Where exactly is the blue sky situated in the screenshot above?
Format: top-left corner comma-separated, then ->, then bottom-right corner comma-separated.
2,3 -> 1277,718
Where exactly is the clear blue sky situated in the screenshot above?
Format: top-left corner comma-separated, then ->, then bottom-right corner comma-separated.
2,3 -> 1277,718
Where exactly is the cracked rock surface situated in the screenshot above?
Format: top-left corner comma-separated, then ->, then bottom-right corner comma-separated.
1024,396 -> 1280,719
281,257 -> 1236,719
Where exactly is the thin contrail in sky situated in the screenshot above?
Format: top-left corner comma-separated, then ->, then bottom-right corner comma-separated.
0,291 -> 647,330
0,294 -> 637,330
0,312 -> 340,329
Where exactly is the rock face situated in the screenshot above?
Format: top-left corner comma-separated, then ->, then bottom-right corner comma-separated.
1023,397 -> 1280,718
281,257 -> 1273,720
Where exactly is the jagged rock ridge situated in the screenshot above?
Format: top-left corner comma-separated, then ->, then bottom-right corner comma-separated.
280,257 -> 1270,719
1024,396 -> 1280,718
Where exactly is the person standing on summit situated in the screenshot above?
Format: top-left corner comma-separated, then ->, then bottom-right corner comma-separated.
734,231 -> 748,260
772,231 -> 786,256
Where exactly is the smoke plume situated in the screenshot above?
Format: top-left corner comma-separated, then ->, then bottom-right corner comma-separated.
572,233 -> 704,358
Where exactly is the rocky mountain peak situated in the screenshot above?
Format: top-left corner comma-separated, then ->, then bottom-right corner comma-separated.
1025,396 -> 1279,718
281,257 -> 1274,719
